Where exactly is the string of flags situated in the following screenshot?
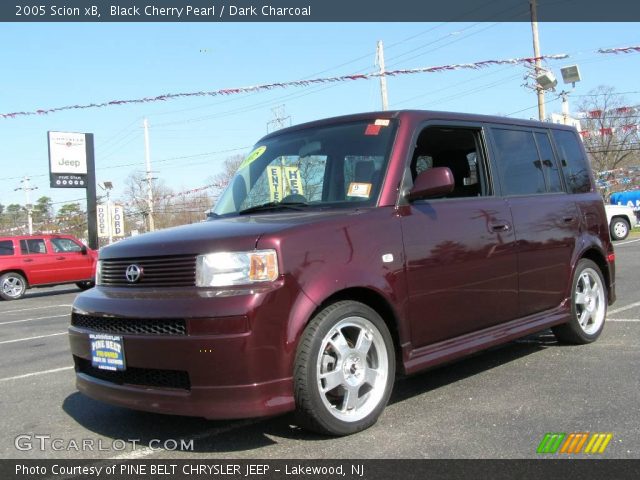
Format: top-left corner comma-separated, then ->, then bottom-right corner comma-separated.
0,53 -> 571,119
597,46 -> 640,55
579,125 -> 640,138
596,167 -> 640,191
2,43 -> 639,121
576,104 -> 640,137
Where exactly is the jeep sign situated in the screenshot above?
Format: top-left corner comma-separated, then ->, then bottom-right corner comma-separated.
48,131 -> 88,188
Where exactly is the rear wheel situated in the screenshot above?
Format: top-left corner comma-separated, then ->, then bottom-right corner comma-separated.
0,272 -> 27,300
610,217 -> 630,241
552,259 -> 606,344
294,301 -> 395,436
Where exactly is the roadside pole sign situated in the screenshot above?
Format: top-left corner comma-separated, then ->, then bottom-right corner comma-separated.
96,204 -> 109,238
47,131 -> 98,250
111,205 -> 125,237
47,131 -> 88,188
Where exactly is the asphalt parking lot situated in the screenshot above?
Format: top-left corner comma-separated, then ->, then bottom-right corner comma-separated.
1,240 -> 639,460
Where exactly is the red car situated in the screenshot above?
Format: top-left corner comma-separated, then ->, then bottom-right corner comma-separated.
0,234 -> 97,300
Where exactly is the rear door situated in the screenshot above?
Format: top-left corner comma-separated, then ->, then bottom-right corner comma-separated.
19,238 -> 61,285
488,127 -> 580,317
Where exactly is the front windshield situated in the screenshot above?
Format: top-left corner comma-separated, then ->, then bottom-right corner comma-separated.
212,119 -> 397,216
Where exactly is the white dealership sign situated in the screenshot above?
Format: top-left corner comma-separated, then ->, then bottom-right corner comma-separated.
48,131 -> 88,188
96,204 -> 109,238
111,205 -> 125,237
97,204 -> 125,240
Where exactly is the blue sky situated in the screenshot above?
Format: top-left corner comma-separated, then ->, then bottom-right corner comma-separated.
1,21 -> 639,209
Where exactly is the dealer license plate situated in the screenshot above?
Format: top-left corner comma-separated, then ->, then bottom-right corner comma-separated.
89,333 -> 126,371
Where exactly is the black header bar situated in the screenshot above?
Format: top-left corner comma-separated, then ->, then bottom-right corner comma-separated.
3,0 -> 640,22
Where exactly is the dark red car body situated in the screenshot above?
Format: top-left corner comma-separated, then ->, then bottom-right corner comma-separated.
69,110 -> 615,421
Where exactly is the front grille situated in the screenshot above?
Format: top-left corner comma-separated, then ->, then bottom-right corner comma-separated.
72,313 -> 187,336
75,356 -> 191,390
100,255 -> 196,287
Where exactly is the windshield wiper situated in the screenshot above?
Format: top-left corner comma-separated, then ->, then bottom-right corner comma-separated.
238,201 -> 309,215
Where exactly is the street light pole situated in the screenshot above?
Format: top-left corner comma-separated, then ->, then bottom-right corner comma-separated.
14,176 -> 38,235
376,40 -> 389,111
143,118 -> 155,232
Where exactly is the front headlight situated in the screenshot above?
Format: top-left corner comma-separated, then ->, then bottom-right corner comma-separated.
95,260 -> 103,286
195,250 -> 278,287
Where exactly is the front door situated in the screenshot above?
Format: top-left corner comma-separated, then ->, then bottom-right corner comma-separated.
401,125 -> 519,348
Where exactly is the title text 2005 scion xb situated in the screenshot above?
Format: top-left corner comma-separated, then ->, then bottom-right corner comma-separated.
70,110 -> 615,435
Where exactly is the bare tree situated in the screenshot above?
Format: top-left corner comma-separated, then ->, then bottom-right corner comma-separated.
211,155 -> 243,187
122,172 -> 174,232
578,86 -> 640,174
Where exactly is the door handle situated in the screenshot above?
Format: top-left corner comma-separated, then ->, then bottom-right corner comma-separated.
23,259 -> 33,263
56,256 -> 66,260
490,223 -> 511,232
563,216 -> 576,224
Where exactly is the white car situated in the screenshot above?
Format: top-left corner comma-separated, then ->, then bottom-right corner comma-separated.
605,204 -> 637,240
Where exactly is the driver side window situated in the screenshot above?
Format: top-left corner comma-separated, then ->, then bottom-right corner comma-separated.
410,126 -> 488,198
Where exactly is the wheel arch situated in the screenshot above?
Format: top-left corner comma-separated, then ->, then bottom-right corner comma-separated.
579,248 -> 611,300
610,214 -> 632,225
0,269 -> 30,287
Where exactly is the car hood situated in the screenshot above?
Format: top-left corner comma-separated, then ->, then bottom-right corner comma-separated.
99,209 -> 356,259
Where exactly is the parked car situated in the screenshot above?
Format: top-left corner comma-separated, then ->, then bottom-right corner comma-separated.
605,204 -> 636,240
0,234 -> 97,300
69,110 -> 615,436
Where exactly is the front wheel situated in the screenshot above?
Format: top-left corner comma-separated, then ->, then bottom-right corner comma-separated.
294,301 -> 395,436
552,259 -> 607,344
0,272 -> 27,300
610,218 -> 630,241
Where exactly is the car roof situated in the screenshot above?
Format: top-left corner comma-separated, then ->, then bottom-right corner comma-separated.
259,109 -> 578,141
0,234 -> 78,241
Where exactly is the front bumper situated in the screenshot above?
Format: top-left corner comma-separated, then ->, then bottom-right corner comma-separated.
68,280 -> 305,419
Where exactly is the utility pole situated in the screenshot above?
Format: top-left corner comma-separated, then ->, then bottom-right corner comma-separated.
267,105 -> 291,133
530,0 -> 545,121
561,91 -> 570,125
143,118 -> 155,232
14,176 -> 38,234
376,40 -> 389,111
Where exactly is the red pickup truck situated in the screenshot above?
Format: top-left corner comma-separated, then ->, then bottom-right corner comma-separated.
0,234 -> 97,300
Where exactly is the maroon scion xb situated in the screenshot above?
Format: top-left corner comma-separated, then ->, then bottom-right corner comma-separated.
69,110 -> 615,436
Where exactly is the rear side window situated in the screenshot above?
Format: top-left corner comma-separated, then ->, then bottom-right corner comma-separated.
492,128 -> 546,195
534,132 -> 563,193
0,240 -> 14,256
552,129 -> 592,194
20,239 -> 47,255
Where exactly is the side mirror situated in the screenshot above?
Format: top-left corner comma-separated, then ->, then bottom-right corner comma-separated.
407,167 -> 454,201
81,245 -> 88,255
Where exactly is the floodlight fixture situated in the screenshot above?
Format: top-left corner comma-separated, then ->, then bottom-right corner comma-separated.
536,71 -> 558,91
560,65 -> 582,85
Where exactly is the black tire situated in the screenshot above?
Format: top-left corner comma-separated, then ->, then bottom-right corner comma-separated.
294,300 -> 395,436
610,217 -> 630,241
75,281 -> 95,291
552,259 -> 607,344
0,272 -> 27,300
